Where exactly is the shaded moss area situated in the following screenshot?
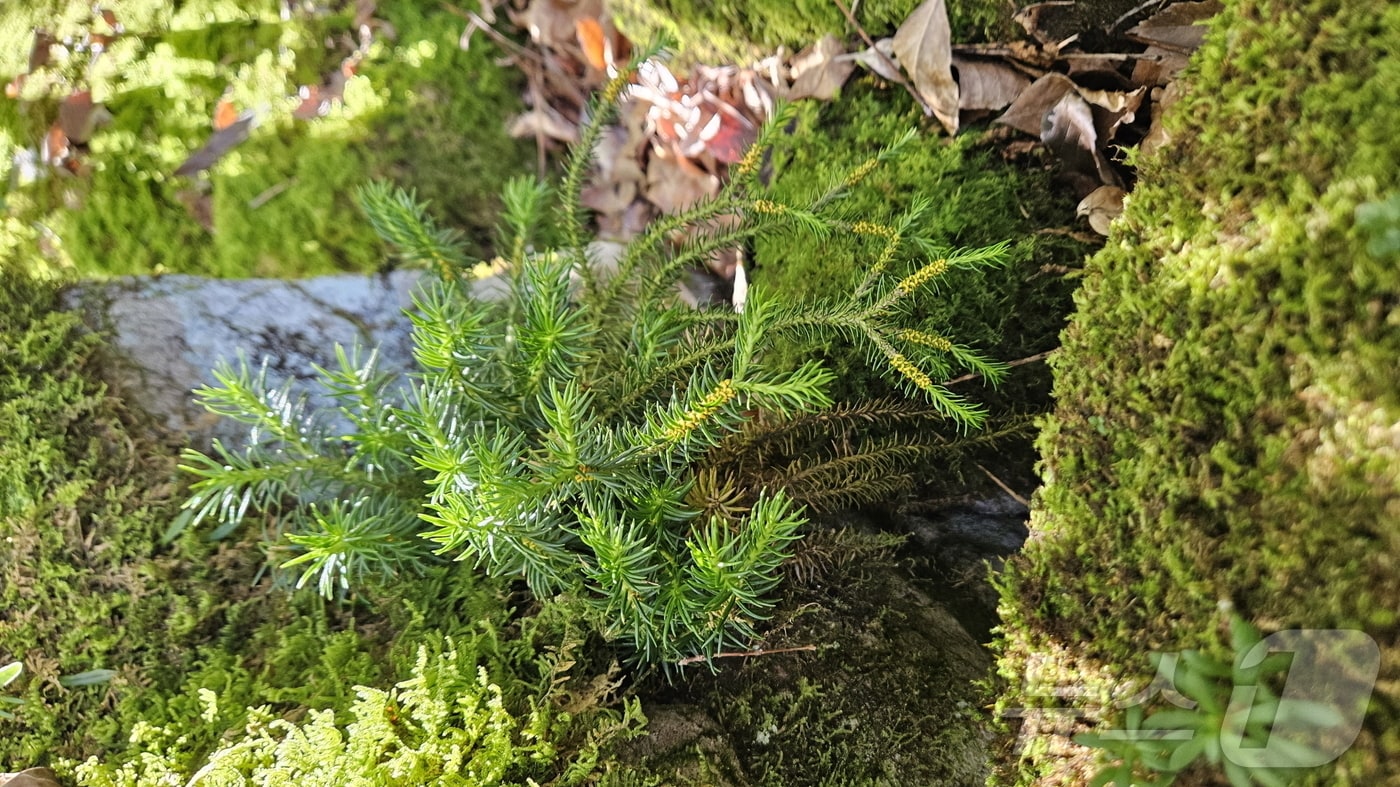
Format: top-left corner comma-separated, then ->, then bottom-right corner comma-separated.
1,0 -> 528,278
992,1 -> 1400,783
628,559 -> 993,786
756,83 -> 1087,409
611,0 -> 1017,66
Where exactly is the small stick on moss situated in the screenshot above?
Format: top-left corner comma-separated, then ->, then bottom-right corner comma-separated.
944,350 -> 1053,386
831,0 -> 934,117
676,644 -> 818,667
248,179 -> 296,210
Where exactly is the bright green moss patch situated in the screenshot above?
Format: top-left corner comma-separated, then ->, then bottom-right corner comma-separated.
993,1 -> 1400,783
611,0 -> 1016,66
1,0 -> 528,278
755,82 -> 1085,406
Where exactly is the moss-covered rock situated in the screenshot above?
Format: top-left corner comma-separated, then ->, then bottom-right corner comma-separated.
992,1 -> 1400,783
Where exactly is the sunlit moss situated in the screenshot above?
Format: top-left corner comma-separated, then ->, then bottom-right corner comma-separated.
1,0 -> 527,278
992,1 -> 1400,784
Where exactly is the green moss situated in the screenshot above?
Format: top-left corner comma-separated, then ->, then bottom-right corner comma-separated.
992,1 -> 1400,783
1,0 -> 528,278
612,0 -> 1017,66
663,564 -> 993,785
67,631 -> 646,786
755,82 -> 1085,405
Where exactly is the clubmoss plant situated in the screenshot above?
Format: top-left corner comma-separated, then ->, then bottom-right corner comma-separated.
181,63 -> 1013,666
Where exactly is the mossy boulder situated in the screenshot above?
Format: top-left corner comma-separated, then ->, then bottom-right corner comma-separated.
992,0 -> 1400,783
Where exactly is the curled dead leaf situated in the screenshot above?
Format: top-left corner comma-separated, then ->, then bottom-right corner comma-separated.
1078,85 -> 1146,141
996,72 -> 1076,136
58,90 -> 100,143
175,112 -> 257,177
1014,2 -> 1076,47
516,0 -> 604,50
789,34 -> 856,101
1141,81 -> 1183,157
893,0 -> 958,133
1076,185 -> 1126,235
0,767 -> 62,787
645,152 -> 719,214
1131,46 -> 1191,87
1126,0 -> 1222,54
1041,91 -> 1124,191
849,38 -> 903,82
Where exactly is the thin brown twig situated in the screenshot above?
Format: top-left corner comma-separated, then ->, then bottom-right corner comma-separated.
944,350 -> 1054,386
528,73 -> 548,179
974,462 -> 1031,508
440,2 -> 547,66
831,0 -> 934,117
676,644 -> 819,667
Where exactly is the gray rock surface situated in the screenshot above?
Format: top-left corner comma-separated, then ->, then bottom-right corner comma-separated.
66,271 -> 426,443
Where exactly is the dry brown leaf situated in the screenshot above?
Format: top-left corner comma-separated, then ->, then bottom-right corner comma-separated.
508,107 -> 579,143
849,38 -> 903,82
1076,185 -> 1126,235
516,0 -> 604,50
893,0 -> 958,133
1080,86 -> 1146,141
1126,0 -> 1222,54
996,72 -> 1076,136
1131,46 -> 1191,87
176,186 -> 214,230
575,17 -> 607,70
1014,2 -> 1076,47
581,179 -> 637,215
0,768 -> 62,787
789,34 -> 856,101
593,124 -> 646,185
645,152 -> 719,214
57,90 -> 99,143
174,113 -> 257,176
952,56 -> 1030,111
1041,92 -> 1124,191
1141,81 -> 1183,157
